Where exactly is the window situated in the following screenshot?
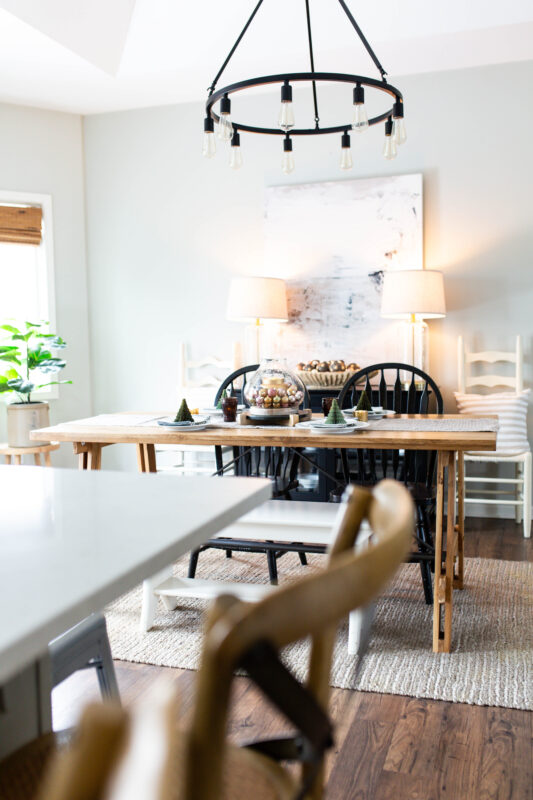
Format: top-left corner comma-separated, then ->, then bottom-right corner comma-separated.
0,192 -> 57,399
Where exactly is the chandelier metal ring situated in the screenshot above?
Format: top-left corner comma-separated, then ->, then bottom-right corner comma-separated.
202,0 -> 408,171
206,73 -> 403,137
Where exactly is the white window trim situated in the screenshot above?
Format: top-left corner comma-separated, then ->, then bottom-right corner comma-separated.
0,190 -> 59,401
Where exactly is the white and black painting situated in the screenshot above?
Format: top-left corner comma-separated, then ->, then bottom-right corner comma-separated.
264,174 -> 423,365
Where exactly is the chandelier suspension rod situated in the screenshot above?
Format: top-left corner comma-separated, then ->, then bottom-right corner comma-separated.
305,0 -> 320,129
336,0 -> 388,80
207,0 -> 266,96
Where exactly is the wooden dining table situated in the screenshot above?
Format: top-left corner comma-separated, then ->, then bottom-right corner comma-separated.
32,412 -> 497,653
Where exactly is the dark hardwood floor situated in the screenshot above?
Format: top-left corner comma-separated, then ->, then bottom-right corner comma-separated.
53,517 -> 533,800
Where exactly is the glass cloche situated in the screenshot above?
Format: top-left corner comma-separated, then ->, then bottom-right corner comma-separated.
244,358 -> 307,417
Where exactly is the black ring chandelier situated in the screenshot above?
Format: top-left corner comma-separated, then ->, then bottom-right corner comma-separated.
203,0 -> 406,172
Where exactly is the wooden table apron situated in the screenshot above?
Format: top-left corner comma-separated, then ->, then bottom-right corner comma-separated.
31,416 -> 496,653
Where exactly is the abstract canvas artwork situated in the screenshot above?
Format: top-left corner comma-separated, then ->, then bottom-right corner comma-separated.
263,174 -> 423,365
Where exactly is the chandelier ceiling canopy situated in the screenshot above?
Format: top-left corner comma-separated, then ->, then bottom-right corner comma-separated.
203,0 -> 407,173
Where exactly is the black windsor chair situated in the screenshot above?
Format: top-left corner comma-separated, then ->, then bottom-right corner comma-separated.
187,364 -> 311,584
337,362 -> 444,604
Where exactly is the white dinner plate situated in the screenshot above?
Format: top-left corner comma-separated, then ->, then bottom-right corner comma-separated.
307,418 -> 350,428
157,415 -> 210,430
296,420 -> 369,434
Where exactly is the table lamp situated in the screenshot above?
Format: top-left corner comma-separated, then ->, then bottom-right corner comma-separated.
380,269 -> 446,373
226,277 -> 288,362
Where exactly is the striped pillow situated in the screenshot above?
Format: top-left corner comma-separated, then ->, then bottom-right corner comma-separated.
454,390 -> 530,455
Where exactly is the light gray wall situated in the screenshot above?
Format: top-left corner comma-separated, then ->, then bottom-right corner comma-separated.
83,60 -> 533,513
0,103 -> 92,465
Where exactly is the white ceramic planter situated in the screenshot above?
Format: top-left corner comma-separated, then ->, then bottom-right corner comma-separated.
7,402 -> 50,447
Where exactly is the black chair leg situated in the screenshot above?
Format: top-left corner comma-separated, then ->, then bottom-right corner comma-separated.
416,503 -> 434,605
225,549 -> 233,559
188,548 -> 201,578
266,550 -> 278,585
298,551 -> 308,566
421,504 -> 435,572
419,561 -> 433,605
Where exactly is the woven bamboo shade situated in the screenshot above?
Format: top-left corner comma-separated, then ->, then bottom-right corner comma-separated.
0,205 -> 43,245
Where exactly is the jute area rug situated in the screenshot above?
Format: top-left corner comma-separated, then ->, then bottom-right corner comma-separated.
106,551 -> 533,711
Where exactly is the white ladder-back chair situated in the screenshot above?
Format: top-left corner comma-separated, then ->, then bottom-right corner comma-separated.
457,335 -> 531,538
156,342 -> 243,475
177,341 -> 243,407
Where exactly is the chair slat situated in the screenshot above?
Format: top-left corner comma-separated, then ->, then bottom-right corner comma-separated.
393,371 -> 402,412
407,373 -> 416,413
419,381 -> 429,414
368,449 -> 377,483
379,371 -> 387,409
381,449 -> 389,479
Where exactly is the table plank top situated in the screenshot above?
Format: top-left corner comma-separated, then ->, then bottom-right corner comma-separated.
31,412 -> 497,452
0,466 -> 270,684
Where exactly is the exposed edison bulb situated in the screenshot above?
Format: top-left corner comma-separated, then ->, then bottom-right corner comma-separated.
383,134 -> 397,160
218,114 -> 233,142
383,117 -> 397,160
229,147 -> 242,169
352,84 -> 369,132
278,81 -> 295,132
281,151 -> 295,174
202,130 -> 216,158
281,136 -> 294,174
340,148 -> 353,170
393,117 -> 407,145
229,132 -> 242,169
352,103 -> 369,132
217,94 -> 233,142
278,102 -> 295,132
340,132 -> 353,170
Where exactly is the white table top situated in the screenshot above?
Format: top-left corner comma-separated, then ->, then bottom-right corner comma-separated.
0,466 -> 271,685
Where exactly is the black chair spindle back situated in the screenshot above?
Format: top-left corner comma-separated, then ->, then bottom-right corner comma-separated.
337,363 -> 444,489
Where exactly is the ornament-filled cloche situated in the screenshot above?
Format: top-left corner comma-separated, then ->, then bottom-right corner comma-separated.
244,358 -> 306,417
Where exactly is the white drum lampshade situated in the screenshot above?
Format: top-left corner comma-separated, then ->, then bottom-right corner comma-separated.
226,277 -> 288,323
381,269 -> 446,319
381,269 -> 446,373
226,277 -> 288,362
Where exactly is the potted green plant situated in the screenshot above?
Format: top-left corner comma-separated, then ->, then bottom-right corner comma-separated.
0,321 -> 72,447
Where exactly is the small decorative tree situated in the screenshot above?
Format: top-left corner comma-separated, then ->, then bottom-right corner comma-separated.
216,388 -> 228,410
0,321 -> 71,403
175,398 -> 194,423
326,398 -> 345,424
356,389 -> 372,412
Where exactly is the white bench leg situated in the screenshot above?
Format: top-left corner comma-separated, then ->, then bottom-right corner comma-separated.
523,452 -> 532,539
140,566 -> 174,632
348,602 -> 376,656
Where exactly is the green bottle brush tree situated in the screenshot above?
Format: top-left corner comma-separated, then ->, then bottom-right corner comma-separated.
356,389 -> 372,412
325,398 -> 346,424
175,398 -> 194,423
216,388 -> 228,410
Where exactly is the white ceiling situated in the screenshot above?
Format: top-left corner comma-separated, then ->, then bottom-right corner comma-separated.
0,0 -> 531,115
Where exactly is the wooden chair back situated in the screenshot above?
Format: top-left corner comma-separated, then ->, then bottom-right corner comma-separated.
39,482 -> 413,800
457,335 -> 523,394
185,480 -> 413,800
